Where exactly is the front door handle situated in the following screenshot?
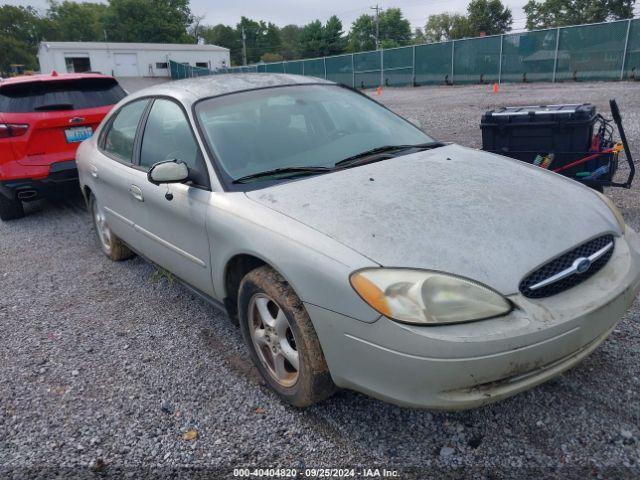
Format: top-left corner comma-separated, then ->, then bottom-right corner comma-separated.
129,185 -> 144,202
89,164 -> 98,178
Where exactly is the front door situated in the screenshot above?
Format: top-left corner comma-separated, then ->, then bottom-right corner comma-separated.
127,98 -> 214,296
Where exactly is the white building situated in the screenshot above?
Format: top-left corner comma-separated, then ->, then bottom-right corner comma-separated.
38,42 -> 230,77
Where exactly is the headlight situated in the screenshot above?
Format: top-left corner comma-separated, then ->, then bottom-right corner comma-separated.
595,191 -> 625,234
350,269 -> 512,325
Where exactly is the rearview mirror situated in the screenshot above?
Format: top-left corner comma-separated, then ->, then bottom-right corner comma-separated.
148,160 -> 189,185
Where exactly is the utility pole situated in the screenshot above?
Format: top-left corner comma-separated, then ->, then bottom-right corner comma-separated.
241,26 -> 248,66
370,4 -> 381,50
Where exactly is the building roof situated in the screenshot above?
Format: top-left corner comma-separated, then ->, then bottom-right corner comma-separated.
39,41 -> 229,52
0,72 -> 114,87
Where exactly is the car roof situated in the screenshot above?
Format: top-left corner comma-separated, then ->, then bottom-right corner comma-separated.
127,73 -> 336,105
0,72 -> 116,88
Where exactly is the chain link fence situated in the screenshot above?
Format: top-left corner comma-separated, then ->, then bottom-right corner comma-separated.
171,18 -> 640,85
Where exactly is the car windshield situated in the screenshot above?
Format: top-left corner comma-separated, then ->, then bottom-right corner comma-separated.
194,84 -> 434,183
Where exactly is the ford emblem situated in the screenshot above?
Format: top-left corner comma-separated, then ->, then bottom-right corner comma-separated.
575,258 -> 592,274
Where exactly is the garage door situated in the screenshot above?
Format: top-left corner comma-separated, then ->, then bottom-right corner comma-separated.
114,53 -> 139,77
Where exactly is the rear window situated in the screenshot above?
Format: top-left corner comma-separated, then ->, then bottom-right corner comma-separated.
0,78 -> 127,113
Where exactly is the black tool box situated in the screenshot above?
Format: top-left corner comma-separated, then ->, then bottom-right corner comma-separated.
481,101 -> 634,190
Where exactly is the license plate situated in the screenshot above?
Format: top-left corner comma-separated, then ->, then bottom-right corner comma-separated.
65,126 -> 93,143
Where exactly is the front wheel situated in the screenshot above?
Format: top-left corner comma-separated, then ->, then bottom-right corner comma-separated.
0,194 -> 24,221
238,266 -> 336,407
90,193 -> 133,261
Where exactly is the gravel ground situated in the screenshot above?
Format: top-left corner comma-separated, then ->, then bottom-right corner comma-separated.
1,81 -> 640,478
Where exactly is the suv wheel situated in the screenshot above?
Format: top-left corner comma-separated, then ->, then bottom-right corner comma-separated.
0,194 -> 25,221
238,266 -> 336,407
90,193 -> 133,261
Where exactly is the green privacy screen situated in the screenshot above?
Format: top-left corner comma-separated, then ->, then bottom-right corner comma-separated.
172,19 -> 637,87
284,60 -> 304,75
415,42 -> 453,85
325,54 -> 353,85
453,36 -> 501,84
501,29 -> 557,82
555,21 -> 630,81
625,19 -> 640,79
353,51 -> 381,88
383,46 -> 413,86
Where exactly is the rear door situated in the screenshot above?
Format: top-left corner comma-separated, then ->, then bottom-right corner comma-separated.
92,99 -> 150,247
0,77 -> 126,167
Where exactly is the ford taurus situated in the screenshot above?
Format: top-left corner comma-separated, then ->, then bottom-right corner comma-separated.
76,74 -> 640,409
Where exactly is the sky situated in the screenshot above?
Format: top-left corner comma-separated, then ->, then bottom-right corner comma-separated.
5,0 -> 532,31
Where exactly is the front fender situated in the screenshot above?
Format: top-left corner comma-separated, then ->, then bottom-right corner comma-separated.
206,192 -> 381,323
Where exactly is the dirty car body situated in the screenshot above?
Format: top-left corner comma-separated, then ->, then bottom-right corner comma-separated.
76,74 -> 640,409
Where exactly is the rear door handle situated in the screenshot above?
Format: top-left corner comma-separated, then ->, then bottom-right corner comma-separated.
129,185 -> 144,202
89,165 -> 98,178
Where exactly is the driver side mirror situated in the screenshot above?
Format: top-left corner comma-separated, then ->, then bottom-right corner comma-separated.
147,160 -> 189,185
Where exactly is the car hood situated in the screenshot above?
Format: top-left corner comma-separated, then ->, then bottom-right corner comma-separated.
245,144 -> 619,294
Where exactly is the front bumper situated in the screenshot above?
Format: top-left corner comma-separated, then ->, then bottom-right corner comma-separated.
308,228 -> 640,410
0,160 -> 79,202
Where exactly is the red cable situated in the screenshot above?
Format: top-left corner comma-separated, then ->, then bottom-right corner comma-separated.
552,149 -> 614,174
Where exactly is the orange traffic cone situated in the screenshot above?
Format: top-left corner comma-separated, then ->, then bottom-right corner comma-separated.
376,86 -> 382,96
492,83 -> 499,93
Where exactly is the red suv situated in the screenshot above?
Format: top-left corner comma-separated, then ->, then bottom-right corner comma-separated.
0,72 -> 126,220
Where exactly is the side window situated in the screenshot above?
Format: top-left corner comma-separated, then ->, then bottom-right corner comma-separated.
140,99 -> 209,188
103,100 -> 148,163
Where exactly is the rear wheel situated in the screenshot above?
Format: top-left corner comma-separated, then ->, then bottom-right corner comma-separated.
90,193 -> 133,261
0,194 -> 24,221
238,266 -> 336,407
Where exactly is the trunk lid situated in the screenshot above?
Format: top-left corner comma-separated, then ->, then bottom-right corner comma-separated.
13,107 -> 110,166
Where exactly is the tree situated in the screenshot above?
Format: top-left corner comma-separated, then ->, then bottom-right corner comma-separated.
299,20 -> 325,57
46,1 -> 108,42
324,15 -> 346,55
200,24 -> 241,64
0,5 -> 43,73
299,17 -> 346,58
261,52 -> 283,62
102,0 -> 194,43
412,27 -> 426,45
347,14 -> 376,52
424,13 -> 471,42
524,0 -> 635,29
466,0 -> 512,36
260,22 -> 282,60
379,8 -> 412,46
280,24 -> 302,59
348,7 -> 411,52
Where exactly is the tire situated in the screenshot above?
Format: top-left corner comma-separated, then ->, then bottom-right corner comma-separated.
0,194 -> 24,221
238,266 -> 336,407
89,193 -> 133,261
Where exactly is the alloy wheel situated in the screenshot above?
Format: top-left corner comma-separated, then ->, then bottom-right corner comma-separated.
248,293 -> 299,387
93,200 -> 112,255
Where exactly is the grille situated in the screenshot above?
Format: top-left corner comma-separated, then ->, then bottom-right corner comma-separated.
519,235 -> 614,299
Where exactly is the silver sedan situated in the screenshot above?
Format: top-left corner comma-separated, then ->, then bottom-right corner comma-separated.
76,74 -> 640,409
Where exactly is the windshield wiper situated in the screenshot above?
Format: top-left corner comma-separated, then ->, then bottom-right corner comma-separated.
334,141 -> 444,168
233,166 -> 332,184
